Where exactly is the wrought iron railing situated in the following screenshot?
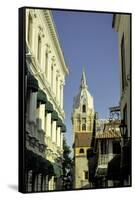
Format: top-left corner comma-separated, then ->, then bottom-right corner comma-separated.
98,154 -> 116,165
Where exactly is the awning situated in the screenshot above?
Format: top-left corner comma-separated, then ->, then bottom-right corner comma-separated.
51,110 -> 58,121
52,163 -> 63,178
25,150 -> 54,175
45,101 -> 53,113
27,72 -> 38,92
57,118 -> 63,127
37,89 -> 47,104
107,154 -> 121,180
61,124 -> 66,132
96,168 -> 107,177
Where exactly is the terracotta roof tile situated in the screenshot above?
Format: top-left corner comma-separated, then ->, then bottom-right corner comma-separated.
96,130 -> 121,139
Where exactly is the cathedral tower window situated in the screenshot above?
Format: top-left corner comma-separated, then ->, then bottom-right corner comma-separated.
79,148 -> 84,154
82,104 -> 86,113
84,171 -> 88,180
82,124 -> 86,131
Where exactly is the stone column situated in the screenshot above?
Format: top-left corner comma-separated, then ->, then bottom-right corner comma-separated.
45,52 -> 48,78
45,113 -> 51,138
39,104 -> 45,130
46,175 -> 49,191
50,56 -> 55,91
56,73 -> 59,101
33,19 -> 38,58
47,56 -> 51,85
50,64 -> 53,89
60,132 -> 63,150
52,121 -> 57,143
57,75 -> 60,104
29,92 -> 37,123
56,71 -> 61,104
46,46 -> 51,84
27,170 -> 33,192
57,127 -> 61,147
60,81 -> 64,109
31,15 -> 36,53
37,174 -> 42,192
45,44 -> 51,79
41,31 -> 46,70
37,103 -> 45,130
49,176 -> 54,190
56,126 -> 58,146
53,63 -> 56,95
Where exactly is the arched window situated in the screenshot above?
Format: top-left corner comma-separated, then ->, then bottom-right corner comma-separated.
82,124 -> 86,131
82,104 -> 86,113
79,148 -> 84,154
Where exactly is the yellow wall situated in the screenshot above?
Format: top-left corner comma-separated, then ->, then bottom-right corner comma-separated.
75,146 -> 91,156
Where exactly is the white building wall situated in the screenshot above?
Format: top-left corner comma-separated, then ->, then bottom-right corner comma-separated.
26,8 -> 69,191
114,15 -> 131,138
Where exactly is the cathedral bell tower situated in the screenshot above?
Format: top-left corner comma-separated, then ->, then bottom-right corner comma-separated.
72,69 -> 94,189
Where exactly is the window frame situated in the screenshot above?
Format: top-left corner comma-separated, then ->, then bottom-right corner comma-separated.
82,104 -> 86,113
79,148 -> 84,154
82,123 -> 86,131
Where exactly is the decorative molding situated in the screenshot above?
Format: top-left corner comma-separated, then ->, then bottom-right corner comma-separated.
42,33 -> 45,38
51,56 -> 55,62
26,32 -> 65,121
41,10 -> 69,75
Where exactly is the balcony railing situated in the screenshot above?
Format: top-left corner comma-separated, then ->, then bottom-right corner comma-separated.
98,154 -> 116,166
26,119 -> 46,154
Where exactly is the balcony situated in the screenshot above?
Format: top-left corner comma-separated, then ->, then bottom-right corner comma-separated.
26,119 -> 47,154
98,154 -> 115,166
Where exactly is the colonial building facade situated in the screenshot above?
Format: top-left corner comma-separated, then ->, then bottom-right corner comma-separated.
95,120 -> 121,187
72,70 -> 94,189
113,14 -> 131,186
25,8 -> 69,192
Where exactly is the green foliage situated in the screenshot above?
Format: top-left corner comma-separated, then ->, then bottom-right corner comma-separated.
62,137 -> 73,176
62,137 -> 73,189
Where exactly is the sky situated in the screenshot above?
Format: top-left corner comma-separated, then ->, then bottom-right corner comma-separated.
52,10 -> 120,148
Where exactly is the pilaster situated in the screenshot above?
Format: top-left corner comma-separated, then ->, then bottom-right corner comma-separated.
45,112 -> 51,137
57,127 -> 61,147
52,121 -> 57,143
29,92 -> 37,123
60,132 -> 63,150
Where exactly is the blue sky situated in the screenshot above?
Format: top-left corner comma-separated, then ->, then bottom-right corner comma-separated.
52,10 -> 120,148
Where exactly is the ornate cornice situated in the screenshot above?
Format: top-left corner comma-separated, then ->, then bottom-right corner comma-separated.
41,10 -> 69,75
26,39 -> 65,120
